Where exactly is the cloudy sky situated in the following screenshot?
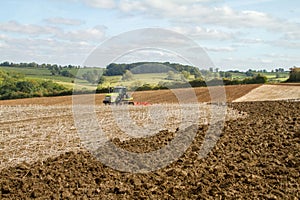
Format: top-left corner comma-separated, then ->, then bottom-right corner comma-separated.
0,0 -> 299,71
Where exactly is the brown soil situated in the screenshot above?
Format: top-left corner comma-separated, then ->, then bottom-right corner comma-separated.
0,84 -> 260,106
1,100 -> 299,199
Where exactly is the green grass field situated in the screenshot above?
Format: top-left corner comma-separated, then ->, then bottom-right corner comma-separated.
0,66 -> 175,89
230,72 -> 247,79
258,72 -> 289,82
229,71 -> 289,82
0,66 -> 51,76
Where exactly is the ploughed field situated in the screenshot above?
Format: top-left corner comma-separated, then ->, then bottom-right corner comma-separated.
0,84 -> 260,106
0,84 -> 299,199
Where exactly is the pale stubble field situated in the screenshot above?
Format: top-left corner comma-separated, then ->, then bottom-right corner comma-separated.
0,103 -> 245,170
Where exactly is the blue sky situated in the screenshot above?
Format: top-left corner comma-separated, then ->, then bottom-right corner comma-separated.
0,0 -> 299,71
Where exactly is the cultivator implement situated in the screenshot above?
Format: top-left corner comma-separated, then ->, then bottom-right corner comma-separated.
133,102 -> 151,106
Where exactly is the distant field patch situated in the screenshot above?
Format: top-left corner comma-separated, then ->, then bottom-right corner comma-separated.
234,84 -> 300,102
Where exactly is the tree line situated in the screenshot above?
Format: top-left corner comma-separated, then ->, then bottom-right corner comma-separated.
0,61 -> 80,69
104,62 -> 203,78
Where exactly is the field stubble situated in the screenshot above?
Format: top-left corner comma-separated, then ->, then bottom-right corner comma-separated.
0,103 -> 244,170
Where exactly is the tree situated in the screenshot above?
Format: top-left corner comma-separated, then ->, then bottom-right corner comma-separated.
1,61 -> 10,66
98,75 -> 105,84
219,71 -> 225,78
166,70 -> 176,80
28,62 -> 38,68
60,70 -> 74,78
254,74 -> 267,83
276,73 -> 281,78
224,72 -> 232,79
16,81 -> 36,93
50,65 -> 59,75
122,70 -> 134,81
214,72 -> 219,78
245,70 -> 254,77
181,70 -> 190,80
82,70 -> 103,84
104,62 -> 206,78
200,69 -> 213,80
287,67 -> 300,82
193,69 -> 202,79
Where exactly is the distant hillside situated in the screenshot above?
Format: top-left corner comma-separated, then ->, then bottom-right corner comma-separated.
104,62 -> 202,78
0,61 -> 104,88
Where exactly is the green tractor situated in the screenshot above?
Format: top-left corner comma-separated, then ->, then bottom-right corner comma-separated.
103,86 -> 134,105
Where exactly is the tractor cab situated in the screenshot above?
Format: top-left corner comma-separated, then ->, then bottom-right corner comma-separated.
103,86 -> 134,105
113,86 -> 127,96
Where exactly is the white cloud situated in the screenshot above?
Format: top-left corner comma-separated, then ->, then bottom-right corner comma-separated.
217,55 -> 299,70
72,0 -> 300,35
271,39 -> 300,49
0,34 -> 6,40
276,31 -> 300,49
0,20 -> 106,43
178,6 -> 297,32
45,17 -> 84,26
0,21 -> 60,36
283,31 -> 300,40
0,36 -> 96,65
2,0 -> 299,68
115,49 -> 188,64
204,46 -> 236,52
0,20 -> 107,65
83,0 -> 116,8
264,53 -> 299,61
172,26 -> 235,40
55,25 -> 106,42
119,0 -> 147,12
104,0 -> 300,33
0,35 -> 8,48
228,0 -> 276,8
238,38 -> 265,44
